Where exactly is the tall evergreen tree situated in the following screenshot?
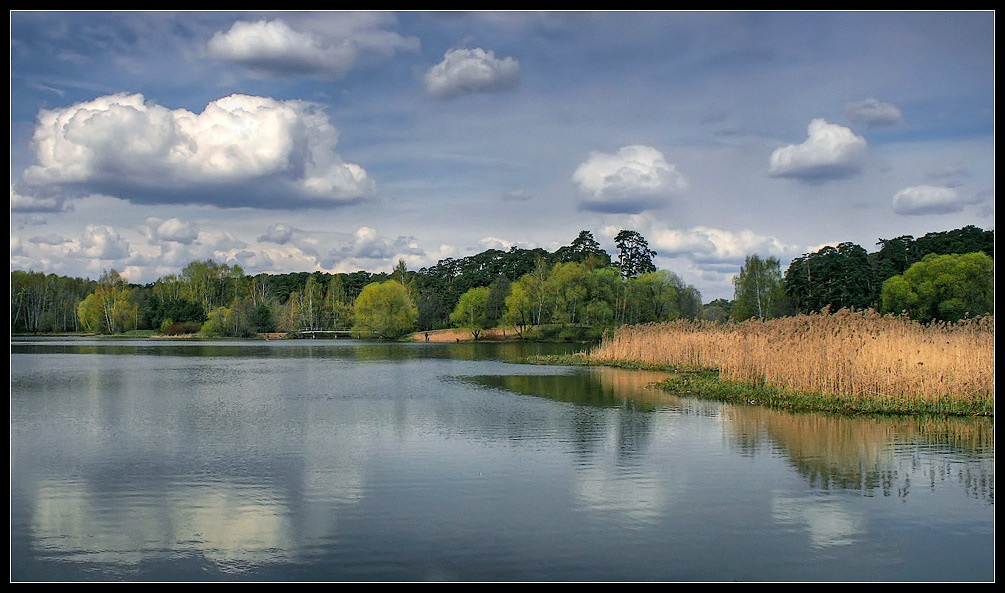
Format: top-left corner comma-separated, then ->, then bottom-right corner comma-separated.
614,230 -> 657,279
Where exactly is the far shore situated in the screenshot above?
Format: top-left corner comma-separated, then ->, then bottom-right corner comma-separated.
410,327 -> 522,343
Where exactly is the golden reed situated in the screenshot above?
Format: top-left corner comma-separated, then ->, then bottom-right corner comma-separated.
587,309 -> 994,410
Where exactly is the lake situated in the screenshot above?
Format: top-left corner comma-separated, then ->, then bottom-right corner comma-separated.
10,337 -> 994,582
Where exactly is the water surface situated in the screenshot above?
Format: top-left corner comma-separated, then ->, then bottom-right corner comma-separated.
10,337 -> 994,581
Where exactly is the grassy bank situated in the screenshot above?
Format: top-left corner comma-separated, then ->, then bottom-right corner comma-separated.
531,309 -> 994,416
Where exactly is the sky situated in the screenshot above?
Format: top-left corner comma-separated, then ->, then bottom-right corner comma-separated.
9,11 -> 995,301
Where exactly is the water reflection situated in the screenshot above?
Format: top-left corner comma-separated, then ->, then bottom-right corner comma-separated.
724,406 -> 994,502
30,478 -> 294,568
772,494 -> 864,548
10,337 -> 580,363
467,365 -> 994,503
11,338 -> 993,581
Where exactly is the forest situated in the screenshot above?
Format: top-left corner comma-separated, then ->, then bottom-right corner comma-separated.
10,225 -> 994,339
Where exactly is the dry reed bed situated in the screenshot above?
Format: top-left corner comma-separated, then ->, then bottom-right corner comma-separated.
587,309 -> 994,410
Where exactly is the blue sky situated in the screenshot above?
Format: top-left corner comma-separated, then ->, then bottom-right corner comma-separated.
10,11 -> 995,300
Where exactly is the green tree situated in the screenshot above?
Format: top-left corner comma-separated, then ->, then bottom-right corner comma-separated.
733,255 -> 788,321
880,252 -> 993,322
701,298 -> 733,323
180,259 -> 247,316
352,280 -> 418,339
785,242 -> 876,313
484,275 -> 512,326
11,270 -> 89,333
624,270 -> 680,324
503,276 -> 540,336
450,286 -> 493,339
77,270 -> 139,334
546,262 -> 590,324
614,230 -> 657,279
416,289 -> 449,331
201,306 -> 236,337
323,275 -> 353,329
551,230 -> 612,267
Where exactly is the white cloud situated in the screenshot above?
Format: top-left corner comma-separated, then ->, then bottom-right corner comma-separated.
258,223 -> 296,245
769,119 -> 867,181
891,185 -> 977,215
311,226 -> 453,273
152,218 -> 199,245
844,97 -> 904,128
74,225 -> 130,260
479,236 -> 516,251
22,93 -> 376,208
207,18 -> 419,78
424,47 -> 521,99
646,225 -> 797,264
573,145 -> 687,213
598,218 -> 801,300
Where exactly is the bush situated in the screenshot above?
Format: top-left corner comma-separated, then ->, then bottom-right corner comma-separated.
160,320 -> 203,335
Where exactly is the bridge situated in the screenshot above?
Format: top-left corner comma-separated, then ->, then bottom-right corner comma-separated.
291,328 -> 354,339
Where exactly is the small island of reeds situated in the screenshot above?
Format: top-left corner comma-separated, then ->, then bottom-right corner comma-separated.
532,308 -> 994,417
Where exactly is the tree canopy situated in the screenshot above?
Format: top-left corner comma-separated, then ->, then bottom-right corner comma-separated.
12,225 -> 993,337
732,255 -> 789,321
880,252 -> 993,323
614,230 -> 657,279
352,280 -> 418,339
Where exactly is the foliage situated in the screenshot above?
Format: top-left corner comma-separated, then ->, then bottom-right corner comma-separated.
503,275 -> 540,335
416,289 -> 449,331
450,286 -> 492,339
180,260 -> 248,316
77,270 -> 139,334
880,252 -> 994,323
613,229 -> 657,279
11,270 -> 91,333
160,320 -> 203,335
701,298 -> 733,323
484,275 -> 512,326
200,306 -> 235,337
550,230 -> 612,267
352,280 -> 418,339
785,242 -> 876,313
732,255 -> 790,320
16,225 -> 990,337
872,225 -> 995,285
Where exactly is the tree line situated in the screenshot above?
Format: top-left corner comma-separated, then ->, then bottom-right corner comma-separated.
10,225 -> 993,337
731,225 -> 993,324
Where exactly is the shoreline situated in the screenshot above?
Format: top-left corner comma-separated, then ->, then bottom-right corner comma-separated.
525,353 -> 993,417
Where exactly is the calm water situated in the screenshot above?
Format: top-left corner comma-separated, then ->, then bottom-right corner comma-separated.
10,337 -> 994,582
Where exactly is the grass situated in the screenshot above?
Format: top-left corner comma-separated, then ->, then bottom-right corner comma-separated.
530,309 -> 994,417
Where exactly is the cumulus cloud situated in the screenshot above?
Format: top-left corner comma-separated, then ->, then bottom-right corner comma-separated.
573,145 -> 687,213
322,227 -> 426,270
258,223 -> 296,245
74,225 -> 130,260
598,219 -> 802,301
21,93 -> 376,209
844,97 -> 904,128
424,47 -> 521,99
10,184 -> 71,213
479,236 -> 516,250
769,119 -> 867,181
645,225 -> 797,264
207,18 -> 419,78
891,185 -> 980,215
151,218 -> 199,245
